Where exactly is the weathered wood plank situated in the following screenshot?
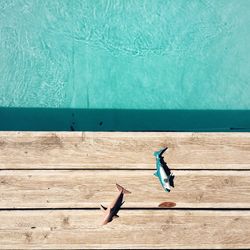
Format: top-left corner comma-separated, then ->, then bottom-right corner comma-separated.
0,132 -> 250,169
1,170 -> 250,208
0,210 -> 249,249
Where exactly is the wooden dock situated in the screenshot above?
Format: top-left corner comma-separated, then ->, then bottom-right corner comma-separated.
0,132 -> 250,249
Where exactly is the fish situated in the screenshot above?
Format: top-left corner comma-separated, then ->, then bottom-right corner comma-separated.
100,184 -> 131,225
153,147 -> 174,192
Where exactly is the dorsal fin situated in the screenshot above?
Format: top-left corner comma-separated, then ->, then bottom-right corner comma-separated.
100,205 -> 107,211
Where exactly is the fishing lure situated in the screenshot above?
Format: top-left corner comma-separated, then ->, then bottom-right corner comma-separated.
153,147 -> 174,192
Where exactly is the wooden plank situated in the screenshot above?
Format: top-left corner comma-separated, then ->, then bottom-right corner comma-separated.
1,170 -> 250,208
0,210 -> 249,249
0,132 -> 250,169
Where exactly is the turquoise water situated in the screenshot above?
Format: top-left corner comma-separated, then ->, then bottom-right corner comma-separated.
1,0 -> 250,110
0,0 -> 250,131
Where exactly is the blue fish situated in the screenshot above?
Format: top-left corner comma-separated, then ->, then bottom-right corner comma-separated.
153,147 -> 174,192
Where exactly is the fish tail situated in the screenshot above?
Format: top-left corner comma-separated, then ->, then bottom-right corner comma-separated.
116,183 -> 131,194
154,147 -> 168,157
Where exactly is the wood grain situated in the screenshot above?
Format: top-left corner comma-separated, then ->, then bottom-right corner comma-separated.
0,132 -> 250,169
0,210 -> 249,249
0,132 -> 250,249
1,170 -> 250,208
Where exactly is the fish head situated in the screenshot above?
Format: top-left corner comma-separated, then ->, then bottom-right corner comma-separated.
163,179 -> 171,192
101,210 -> 113,225
101,215 -> 112,225
101,220 -> 108,225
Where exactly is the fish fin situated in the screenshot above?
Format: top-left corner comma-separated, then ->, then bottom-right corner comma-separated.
169,174 -> 175,187
154,172 -> 158,177
121,201 -> 125,207
100,205 -> 107,211
159,147 -> 168,157
116,183 -> 131,194
114,215 -> 119,218
154,147 -> 168,157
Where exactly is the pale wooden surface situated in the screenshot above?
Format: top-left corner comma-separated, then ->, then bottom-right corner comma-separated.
0,132 -> 250,169
0,170 -> 250,208
0,210 -> 249,249
0,132 -> 250,249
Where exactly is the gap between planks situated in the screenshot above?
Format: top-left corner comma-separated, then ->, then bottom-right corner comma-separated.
0,210 -> 250,249
1,170 -> 250,209
1,168 -> 250,171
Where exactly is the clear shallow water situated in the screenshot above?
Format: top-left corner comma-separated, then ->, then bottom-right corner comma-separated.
0,0 -> 250,110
